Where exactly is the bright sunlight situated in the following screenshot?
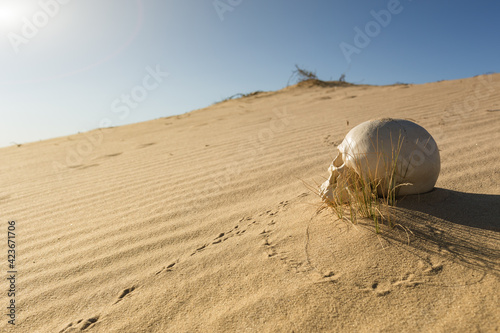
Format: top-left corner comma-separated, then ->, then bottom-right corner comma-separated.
0,2 -> 33,31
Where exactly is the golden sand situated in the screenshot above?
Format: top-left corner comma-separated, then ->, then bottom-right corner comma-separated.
1,74 -> 499,332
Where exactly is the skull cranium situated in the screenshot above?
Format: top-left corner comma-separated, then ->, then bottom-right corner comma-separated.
320,118 -> 440,203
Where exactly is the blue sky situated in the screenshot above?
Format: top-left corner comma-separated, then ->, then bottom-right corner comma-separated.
1,0 -> 498,147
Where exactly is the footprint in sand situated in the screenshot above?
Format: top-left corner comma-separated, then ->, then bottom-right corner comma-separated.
366,281 -> 392,297
258,200 -> 289,219
190,200 -> 294,260
212,232 -> 225,244
323,135 -> 340,146
60,284 -> 140,331
156,262 -> 176,275
422,262 -> 444,275
59,315 -> 100,332
137,142 -> 156,149
262,235 -> 277,258
68,164 -> 100,170
366,272 -> 429,297
103,152 -> 123,158
260,224 -> 308,273
311,271 -> 342,284
191,243 -> 209,256
392,273 -> 425,288
114,286 -> 136,304
190,219 -> 251,256
80,316 -> 100,331
257,199 -> 312,269
415,258 -> 444,277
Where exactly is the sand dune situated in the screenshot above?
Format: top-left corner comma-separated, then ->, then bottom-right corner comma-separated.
1,74 -> 499,332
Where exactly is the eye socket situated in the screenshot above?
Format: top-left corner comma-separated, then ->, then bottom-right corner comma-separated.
332,152 -> 344,167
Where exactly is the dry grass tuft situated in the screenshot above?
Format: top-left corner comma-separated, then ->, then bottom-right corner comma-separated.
315,133 -> 413,234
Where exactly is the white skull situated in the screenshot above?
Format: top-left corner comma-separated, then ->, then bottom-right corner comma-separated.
320,118 -> 440,203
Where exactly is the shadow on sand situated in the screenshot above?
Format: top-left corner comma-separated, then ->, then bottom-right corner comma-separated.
398,188 -> 500,231
385,188 -> 500,277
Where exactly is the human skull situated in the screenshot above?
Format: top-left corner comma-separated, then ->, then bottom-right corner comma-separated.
320,118 -> 440,204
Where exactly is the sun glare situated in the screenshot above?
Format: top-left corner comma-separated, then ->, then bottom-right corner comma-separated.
0,3 -> 32,30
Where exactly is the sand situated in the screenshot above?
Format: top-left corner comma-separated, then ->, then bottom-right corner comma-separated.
1,74 -> 499,332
